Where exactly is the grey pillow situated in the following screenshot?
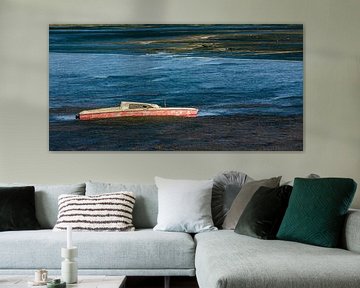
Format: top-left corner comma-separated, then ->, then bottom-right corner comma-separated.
212,171 -> 251,228
86,181 -> 158,229
284,173 -> 320,186
222,176 -> 281,230
0,183 -> 85,228
153,177 -> 217,233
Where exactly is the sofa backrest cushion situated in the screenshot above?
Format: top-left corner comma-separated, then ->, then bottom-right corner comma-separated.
342,209 -> 360,253
0,183 -> 86,229
86,181 -> 158,229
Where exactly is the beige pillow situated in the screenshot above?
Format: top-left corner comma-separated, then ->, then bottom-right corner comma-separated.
222,176 -> 281,230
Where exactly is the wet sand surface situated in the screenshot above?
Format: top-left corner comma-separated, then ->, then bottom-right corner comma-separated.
49,115 -> 303,151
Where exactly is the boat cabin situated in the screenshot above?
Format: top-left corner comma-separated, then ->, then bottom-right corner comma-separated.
120,101 -> 160,110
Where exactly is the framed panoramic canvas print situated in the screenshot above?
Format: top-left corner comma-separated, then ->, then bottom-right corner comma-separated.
49,24 -> 303,151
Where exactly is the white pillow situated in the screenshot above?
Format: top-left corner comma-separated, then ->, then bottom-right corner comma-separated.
153,177 -> 217,233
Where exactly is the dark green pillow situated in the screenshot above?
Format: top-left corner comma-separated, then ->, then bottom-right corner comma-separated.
277,178 -> 357,247
0,186 -> 41,231
234,185 -> 292,239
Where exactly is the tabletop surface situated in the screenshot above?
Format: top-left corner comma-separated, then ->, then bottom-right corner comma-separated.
0,275 -> 126,288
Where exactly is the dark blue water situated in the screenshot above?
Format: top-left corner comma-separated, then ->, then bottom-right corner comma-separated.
49,53 -> 302,119
49,25 -> 303,121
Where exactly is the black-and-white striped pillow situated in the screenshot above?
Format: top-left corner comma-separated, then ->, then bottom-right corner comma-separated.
53,192 -> 136,231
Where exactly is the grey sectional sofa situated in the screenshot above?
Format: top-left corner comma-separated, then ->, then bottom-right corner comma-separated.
195,216 -> 360,288
0,181 -> 360,288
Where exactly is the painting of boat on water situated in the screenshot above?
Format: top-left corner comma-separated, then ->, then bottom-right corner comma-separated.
49,24 -> 303,151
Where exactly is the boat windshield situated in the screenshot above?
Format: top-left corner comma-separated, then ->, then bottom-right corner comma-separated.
128,103 -> 155,109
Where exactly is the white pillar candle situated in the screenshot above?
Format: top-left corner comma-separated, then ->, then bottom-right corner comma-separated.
67,225 -> 72,249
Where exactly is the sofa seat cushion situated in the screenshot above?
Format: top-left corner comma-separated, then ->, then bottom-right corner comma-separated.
195,230 -> 360,288
0,229 -> 195,270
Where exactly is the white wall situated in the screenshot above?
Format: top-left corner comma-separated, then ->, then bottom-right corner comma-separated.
0,0 -> 359,207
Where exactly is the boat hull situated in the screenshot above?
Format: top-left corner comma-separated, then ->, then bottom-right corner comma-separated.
77,108 -> 198,120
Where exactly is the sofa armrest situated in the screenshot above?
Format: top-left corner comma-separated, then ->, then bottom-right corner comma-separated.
342,209 -> 360,253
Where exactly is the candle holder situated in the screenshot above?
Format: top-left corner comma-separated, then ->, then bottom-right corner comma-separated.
61,247 -> 78,284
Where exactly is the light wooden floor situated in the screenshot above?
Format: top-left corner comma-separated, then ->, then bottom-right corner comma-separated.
126,276 -> 199,288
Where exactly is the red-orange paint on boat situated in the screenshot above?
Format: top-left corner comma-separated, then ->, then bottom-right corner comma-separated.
76,102 -> 198,120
